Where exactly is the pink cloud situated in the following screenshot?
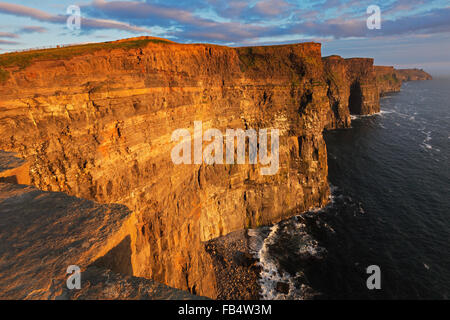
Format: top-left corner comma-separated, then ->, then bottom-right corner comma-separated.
0,2 -> 150,33
0,32 -> 19,38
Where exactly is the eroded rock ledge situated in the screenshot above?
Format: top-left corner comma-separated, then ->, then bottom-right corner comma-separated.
0,167 -> 200,299
0,37 -> 431,299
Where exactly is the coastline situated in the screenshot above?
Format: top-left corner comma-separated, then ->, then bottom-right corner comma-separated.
0,38 -> 433,299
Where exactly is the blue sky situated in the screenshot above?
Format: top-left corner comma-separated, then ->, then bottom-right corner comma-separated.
1,0 -> 449,75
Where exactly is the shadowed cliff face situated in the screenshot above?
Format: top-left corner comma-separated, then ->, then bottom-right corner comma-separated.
0,39 -> 430,299
0,41 -> 332,298
345,58 -> 380,115
322,55 -> 380,129
322,56 -> 352,129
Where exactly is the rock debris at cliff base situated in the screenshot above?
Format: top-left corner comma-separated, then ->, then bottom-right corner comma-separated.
0,37 -> 432,299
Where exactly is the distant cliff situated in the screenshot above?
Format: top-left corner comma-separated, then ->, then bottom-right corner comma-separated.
0,37 -> 432,299
323,55 -> 380,129
374,66 -> 402,96
322,56 -> 432,130
395,68 -> 433,81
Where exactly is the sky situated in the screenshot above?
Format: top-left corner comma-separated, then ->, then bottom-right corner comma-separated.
0,0 -> 449,76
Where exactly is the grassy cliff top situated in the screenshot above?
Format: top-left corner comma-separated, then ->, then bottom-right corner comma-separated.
0,37 -> 172,83
0,37 -> 171,69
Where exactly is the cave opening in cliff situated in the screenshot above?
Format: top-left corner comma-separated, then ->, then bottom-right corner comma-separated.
348,81 -> 363,114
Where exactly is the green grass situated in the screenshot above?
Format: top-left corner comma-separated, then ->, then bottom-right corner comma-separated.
0,38 -> 170,83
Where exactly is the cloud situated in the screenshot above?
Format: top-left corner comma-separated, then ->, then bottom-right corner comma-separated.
0,32 -> 19,38
0,2 -> 150,33
81,0 -> 450,44
85,0 -> 272,42
81,18 -> 150,33
208,1 -> 249,19
18,26 -> 48,34
380,7 -> 450,36
0,2 -> 53,20
0,39 -> 20,45
1,1 -> 449,46
285,6 -> 450,39
88,0 -> 216,28
252,0 -> 292,17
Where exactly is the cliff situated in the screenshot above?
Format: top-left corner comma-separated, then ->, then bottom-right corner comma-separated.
0,183 -> 204,300
0,37 -> 430,299
322,55 -> 380,129
322,55 -> 352,129
322,56 -> 432,128
374,66 -> 402,95
0,39 -> 331,298
0,152 -> 201,299
395,68 -> 433,81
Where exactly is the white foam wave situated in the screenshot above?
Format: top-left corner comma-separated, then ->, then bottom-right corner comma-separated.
350,110 -> 393,120
250,217 -> 327,300
419,130 -> 440,152
253,224 -> 296,300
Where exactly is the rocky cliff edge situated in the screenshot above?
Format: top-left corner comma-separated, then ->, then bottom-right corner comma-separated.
0,37 -> 431,299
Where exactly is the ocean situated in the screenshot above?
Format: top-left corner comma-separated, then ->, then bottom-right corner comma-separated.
250,79 -> 450,300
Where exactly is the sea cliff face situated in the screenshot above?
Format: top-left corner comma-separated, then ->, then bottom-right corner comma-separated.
395,68 -> 433,81
0,40 -> 331,297
0,38 -> 431,299
374,66 -> 402,96
322,55 -> 380,129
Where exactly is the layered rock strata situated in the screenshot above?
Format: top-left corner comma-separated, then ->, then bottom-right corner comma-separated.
0,38 -> 432,299
0,40 -> 331,298
322,55 -> 380,129
0,178 -> 200,299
